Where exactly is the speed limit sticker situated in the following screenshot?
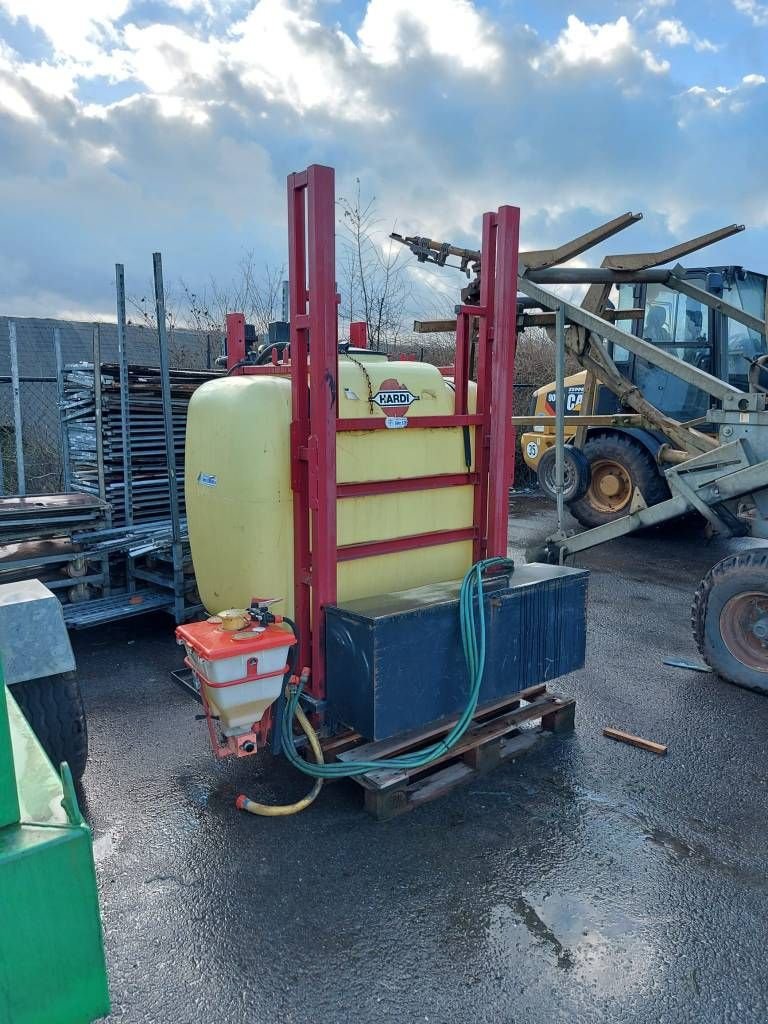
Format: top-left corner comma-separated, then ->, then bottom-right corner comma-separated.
526,441 -> 539,459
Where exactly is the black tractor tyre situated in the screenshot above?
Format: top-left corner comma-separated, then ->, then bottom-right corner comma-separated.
692,550 -> 768,695
536,445 -> 591,504
567,433 -> 669,529
9,673 -> 88,781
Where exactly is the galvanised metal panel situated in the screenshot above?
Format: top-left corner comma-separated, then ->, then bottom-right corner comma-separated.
325,563 -> 588,742
0,579 -> 75,685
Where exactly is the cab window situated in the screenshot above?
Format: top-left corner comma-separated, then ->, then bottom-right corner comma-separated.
634,280 -> 712,420
641,280 -> 711,367
610,283 -> 634,370
724,272 -> 767,390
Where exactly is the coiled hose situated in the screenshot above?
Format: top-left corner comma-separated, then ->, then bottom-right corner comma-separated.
237,557 -> 512,812
284,557 -> 513,778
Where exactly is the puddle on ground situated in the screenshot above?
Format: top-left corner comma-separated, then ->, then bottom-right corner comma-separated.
511,896 -> 574,970
490,892 -> 660,994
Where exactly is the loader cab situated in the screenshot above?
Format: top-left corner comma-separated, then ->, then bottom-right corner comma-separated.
606,267 -> 768,420
521,264 -> 767,531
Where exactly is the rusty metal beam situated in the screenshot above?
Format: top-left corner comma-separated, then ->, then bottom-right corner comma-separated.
521,212 -> 642,270
602,223 -> 744,271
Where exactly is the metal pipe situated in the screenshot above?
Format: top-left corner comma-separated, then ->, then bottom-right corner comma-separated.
152,253 -> 182,547
115,264 -> 134,528
8,321 -> 25,496
153,252 -> 184,621
518,276 -> 741,403
528,268 -> 673,284
92,324 -> 111,527
53,327 -> 72,491
525,268 -> 766,339
555,304 -> 566,537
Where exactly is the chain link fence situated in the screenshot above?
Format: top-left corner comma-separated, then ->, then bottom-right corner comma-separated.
1,316 -> 548,497
0,317 -> 223,496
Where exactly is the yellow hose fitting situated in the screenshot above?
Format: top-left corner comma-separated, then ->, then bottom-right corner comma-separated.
235,686 -> 324,817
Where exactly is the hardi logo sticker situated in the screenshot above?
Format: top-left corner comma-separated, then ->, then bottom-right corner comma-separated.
371,378 -> 419,417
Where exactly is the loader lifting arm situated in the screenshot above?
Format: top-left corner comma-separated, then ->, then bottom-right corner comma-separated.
392,215 -> 768,695
392,224 -> 752,458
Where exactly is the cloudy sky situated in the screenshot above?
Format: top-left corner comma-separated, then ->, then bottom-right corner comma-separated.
0,0 -> 766,322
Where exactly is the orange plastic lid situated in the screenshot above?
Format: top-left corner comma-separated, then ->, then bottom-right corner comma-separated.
175,620 -> 296,661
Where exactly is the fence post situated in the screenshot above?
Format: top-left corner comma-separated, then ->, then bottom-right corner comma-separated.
555,304 -> 566,535
9,321 -> 25,496
92,324 -> 112,529
53,326 -> 72,491
115,264 -> 133,527
153,252 -> 185,622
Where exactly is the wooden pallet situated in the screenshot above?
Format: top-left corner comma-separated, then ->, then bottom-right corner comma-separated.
331,683 -> 575,820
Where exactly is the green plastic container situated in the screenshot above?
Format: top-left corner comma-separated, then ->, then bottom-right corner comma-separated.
0,662 -> 110,1024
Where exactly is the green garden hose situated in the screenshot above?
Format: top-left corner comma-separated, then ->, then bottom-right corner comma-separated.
281,557 -> 514,779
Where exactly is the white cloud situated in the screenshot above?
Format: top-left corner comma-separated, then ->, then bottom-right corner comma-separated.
682,72 -> 766,115
357,0 -> 500,71
0,79 -> 38,120
536,15 -> 669,75
0,0 -> 766,319
655,18 -> 719,51
732,0 -> 768,26
0,0 -> 129,63
119,22 -> 222,93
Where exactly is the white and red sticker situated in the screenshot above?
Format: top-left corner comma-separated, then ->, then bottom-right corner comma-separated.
371,378 -> 419,417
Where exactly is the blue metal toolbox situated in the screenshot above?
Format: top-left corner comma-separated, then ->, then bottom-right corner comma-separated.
324,563 -> 588,742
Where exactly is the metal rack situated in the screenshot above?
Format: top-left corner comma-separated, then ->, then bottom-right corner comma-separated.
0,257 -> 215,627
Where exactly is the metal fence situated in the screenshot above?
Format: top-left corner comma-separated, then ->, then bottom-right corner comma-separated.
0,316 -> 541,498
0,317 -> 223,496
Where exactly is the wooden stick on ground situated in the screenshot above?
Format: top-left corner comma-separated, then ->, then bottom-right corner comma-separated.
603,727 -> 668,755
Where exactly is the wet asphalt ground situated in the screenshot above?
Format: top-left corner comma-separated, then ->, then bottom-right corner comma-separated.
73,494 -> 768,1024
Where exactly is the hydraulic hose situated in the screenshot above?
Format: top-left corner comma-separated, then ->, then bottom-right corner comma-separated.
280,557 -> 514,780
235,699 -> 324,816
235,616 -> 324,816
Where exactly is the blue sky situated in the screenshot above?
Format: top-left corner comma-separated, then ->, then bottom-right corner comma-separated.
0,0 -> 766,320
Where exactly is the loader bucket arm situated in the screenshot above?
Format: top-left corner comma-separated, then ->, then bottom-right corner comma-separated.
602,223 -> 745,271
521,212 -> 642,270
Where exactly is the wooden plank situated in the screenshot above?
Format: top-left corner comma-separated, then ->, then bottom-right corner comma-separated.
603,727 -> 667,755
363,729 -> 545,820
499,730 -> 541,760
321,729 -> 363,757
413,319 -> 457,334
337,684 -> 548,765
407,762 -> 474,808
357,695 -> 563,790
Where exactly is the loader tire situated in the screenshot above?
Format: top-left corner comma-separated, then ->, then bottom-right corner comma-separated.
692,551 -> 768,695
567,433 -> 669,529
10,673 -> 88,781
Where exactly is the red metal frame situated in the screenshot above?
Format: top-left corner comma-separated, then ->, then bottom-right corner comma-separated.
225,312 -> 246,370
349,321 -> 367,348
337,473 -> 477,498
288,166 -> 339,701
286,164 -> 520,706
226,313 -> 293,377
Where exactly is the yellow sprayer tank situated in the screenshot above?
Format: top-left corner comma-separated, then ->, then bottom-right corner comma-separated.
185,354 -> 476,616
